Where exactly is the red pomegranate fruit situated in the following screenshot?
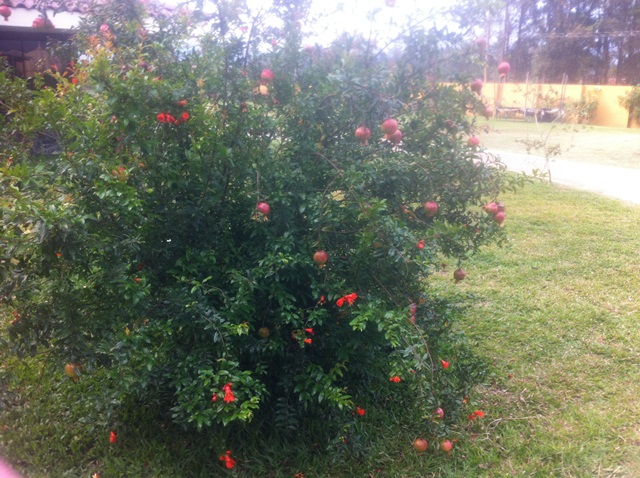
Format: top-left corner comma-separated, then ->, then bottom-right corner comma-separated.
453,268 -> 467,282
497,61 -> 511,77
423,201 -> 438,217
355,126 -> 371,145
0,5 -> 12,21
386,129 -> 402,145
380,118 -> 398,135
313,250 -> 328,267
256,202 -> 271,215
470,79 -> 483,94
261,68 -> 274,82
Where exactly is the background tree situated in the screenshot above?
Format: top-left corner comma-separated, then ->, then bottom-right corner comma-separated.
448,0 -> 640,85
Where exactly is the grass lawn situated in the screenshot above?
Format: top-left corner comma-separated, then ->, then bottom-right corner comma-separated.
477,117 -> 640,169
432,180 -> 640,477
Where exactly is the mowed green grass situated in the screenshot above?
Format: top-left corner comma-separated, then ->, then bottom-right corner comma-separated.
477,118 -> 640,169
431,180 -> 640,477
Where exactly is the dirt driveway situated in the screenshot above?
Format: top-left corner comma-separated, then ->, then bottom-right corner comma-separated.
490,149 -> 640,206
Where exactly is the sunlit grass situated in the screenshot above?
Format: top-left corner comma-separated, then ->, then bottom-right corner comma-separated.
432,180 -> 640,477
476,117 -> 640,169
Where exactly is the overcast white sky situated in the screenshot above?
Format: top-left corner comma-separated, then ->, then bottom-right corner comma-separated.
304,0 -> 458,44
152,0 -> 461,48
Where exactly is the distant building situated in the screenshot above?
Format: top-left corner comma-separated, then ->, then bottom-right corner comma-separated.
0,1 -> 86,77
0,1 -> 174,78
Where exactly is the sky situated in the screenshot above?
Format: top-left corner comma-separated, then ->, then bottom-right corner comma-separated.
304,0 -> 458,44
184,0 -> 460,45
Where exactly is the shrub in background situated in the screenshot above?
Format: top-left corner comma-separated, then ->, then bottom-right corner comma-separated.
0,0 -> 520,462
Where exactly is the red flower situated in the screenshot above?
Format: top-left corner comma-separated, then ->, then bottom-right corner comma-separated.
134,277 -> 141,283
178,111 -> 190,123
417,239 -> 425,249
218,450 -> 236,469
304,327 -> 314,335
389,375 -> 401,383
304,338 -> 312,344
337,293 -> 358,307
157,112 -> 178,124
109,431 -> 117,443
222,383 -> 236,403
473,410 -> 484,418
71,77 -> 78,85
468,413 -> 477,421
211,393 -> 218,402
356,406 -> 366,416
441,359 -> 450,369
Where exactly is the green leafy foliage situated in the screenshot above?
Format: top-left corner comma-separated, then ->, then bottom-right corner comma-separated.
619,84 -> 640,124
0,0 -> 518,462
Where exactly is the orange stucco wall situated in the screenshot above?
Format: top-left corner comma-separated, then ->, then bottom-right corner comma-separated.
481,82 -> 636,128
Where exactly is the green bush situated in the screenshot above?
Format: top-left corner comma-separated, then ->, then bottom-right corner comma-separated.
620,84 -> 640,125
0,0 -> 519,460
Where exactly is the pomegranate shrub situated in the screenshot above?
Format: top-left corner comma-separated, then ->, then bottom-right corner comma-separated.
0,0 -> 520,448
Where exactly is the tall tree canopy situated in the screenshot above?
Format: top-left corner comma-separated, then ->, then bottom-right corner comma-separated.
451,0 -> 640,84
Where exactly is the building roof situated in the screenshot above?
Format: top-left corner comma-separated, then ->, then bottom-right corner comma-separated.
3,0 -> 174,16
3,1 -> 89,13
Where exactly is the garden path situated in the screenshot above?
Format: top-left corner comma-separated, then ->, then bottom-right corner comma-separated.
491,150 -> 640,205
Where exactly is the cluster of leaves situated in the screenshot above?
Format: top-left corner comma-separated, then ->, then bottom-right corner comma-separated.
0,0 -> 520,456
619,84 -> 640,125
566,89 -> 599,124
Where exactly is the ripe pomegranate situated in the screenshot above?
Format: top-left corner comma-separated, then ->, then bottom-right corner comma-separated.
497,61 -> 511,77
354,126 -> 371,145
483,202 -> 499,215
468,136 -> 480,147
453,268 -> 467,282
413,438 -> 428,453
434,407 -> 444,419
176,99 -> 187,107
493,211 -> 506,225
32,17 -> 45,28
313,250 -> 328,267
256,201 -> 271,215
261,68 -> 274,82
484,107 -> 493,119
380,118 -> 398,135
470,79 -> 483,94
0,5 -> 12,21
440,439 -> 453,453
258,327 -> 270,338
475,37 -> 487,48
423,201 -> 438,217
386,129 -> 402,145
64,363 -> 81,382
